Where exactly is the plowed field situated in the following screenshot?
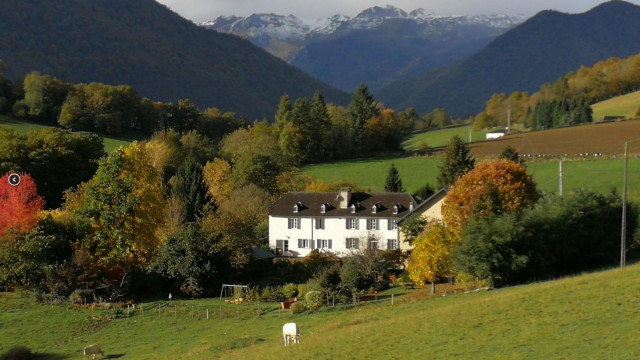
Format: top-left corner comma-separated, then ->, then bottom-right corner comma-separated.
468,120 -> 640,158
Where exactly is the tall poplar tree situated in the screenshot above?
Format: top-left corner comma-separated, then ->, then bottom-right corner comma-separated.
171,156 -> 210,223
348,83 -> 379,151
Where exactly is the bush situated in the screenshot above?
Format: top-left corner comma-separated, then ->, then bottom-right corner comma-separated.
290,301 -> 305,314
305,290 -> 324,310
69,289 -> 95,304
297,283 -> 309,298
282,283 -> 298,299
259,286 -> 285,302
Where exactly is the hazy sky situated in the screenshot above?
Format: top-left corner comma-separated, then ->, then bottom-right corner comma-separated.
155,0 -> 640,22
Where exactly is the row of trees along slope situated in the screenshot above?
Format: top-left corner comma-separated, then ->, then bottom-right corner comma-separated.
406,136 -> 639,289
377,0 -> 640,117
474,52 -> 640,130
0,0 -> 348,120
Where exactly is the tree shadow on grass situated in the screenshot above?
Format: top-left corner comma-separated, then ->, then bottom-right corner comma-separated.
0,346 -> 70,360
104,355 -> 126,359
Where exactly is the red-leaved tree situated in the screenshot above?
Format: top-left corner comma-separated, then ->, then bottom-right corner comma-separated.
0,173 -> 45,238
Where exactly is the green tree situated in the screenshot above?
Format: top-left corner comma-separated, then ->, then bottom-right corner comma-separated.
437,135 -> 475,188
309,91 -> 331,162
455,212 -> 527,287
23,72 -> 71,124
400,213 -> 427,246
170,156 -> 210,223
348,83 -> 380,151
152,224 -> 220,296
75,142 -> 165,270
412,182 -> 435,203
0,128 -> 104,209
499,145 -> 524,165
273,94 -> 293,135
384,163 -> 405,192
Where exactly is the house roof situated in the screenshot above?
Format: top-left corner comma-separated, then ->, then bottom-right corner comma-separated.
397,187 -> 447,224
270,191 -> 417,218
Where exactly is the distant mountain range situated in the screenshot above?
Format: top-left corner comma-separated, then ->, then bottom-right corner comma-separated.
0,0 -> 348,121
376,0 -> 640,116
201,5 -> 526,91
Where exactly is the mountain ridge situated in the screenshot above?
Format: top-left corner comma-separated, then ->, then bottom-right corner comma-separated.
0,0 -> 348,120
376,0 -> 640,116
201,5 -> 526,91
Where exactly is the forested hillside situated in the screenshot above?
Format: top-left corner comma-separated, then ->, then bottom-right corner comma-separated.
378,0 -> 640,116
0,0 -> 348,120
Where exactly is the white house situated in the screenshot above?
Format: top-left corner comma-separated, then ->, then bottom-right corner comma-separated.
486,129 -> 509,140
268,187 -> 445,258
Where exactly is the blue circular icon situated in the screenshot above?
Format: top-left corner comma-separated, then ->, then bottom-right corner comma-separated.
8,173 -> 20,186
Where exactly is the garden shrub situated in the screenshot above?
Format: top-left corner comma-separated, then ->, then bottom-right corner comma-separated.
282,283 -> 298,299
305,290 -> 324,310
289,301 -> 305,314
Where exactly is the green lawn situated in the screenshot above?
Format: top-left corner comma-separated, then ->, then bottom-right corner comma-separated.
402,125 -> 488,151
0,115 -> 146,153
2,263 -> 639,359
592,90 -> 640,120
300,156 -> 441,193
302,156 -> 640,202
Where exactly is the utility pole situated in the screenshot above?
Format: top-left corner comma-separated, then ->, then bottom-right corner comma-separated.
621,141 -> 628,268
559,160 -> 563,196
507,104 -> 511,134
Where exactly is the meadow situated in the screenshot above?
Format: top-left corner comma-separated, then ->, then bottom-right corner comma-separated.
301,156 -> 640,202
401,125 -> 488,151
0,115 -> 145,153
2,263 -> 639,359
591,90 -> 640,120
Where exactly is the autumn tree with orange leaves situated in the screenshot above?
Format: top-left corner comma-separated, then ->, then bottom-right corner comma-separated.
0,173 -> 45,238
442,158 -> 540,238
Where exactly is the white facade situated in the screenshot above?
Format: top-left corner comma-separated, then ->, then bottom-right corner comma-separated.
269,215 -> 401,257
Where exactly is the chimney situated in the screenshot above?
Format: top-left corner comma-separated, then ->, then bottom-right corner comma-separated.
339,187 -> 351,209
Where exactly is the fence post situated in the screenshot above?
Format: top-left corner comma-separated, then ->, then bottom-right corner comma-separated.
207,309 -> 209,320
391,294 -> 394,305
175,305 -> 177,318
127,304 -> 130,315
158,304 -> 161,317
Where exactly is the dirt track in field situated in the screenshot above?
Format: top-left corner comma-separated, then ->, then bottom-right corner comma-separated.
466,120 -> 640,158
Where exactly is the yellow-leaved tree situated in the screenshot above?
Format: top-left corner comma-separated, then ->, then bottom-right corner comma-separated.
407,221 -> 456,293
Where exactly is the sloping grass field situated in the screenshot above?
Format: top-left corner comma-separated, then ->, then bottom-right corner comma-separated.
301,156 -> 640,202
0,115 -> 145,153
402,125 -> 488,151
591,90 -> 640,120
2,263 -> 639,359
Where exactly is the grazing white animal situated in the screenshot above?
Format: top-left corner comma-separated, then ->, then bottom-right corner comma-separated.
282,322 -> 300,346
83,344 -> 104,359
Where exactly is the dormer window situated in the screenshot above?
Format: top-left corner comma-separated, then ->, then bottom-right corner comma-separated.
351,204 -> 357,214
372,202 -> 381,214
293,201 -> 303,213
321,204 -> 326,214
392,204 -> 399,215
